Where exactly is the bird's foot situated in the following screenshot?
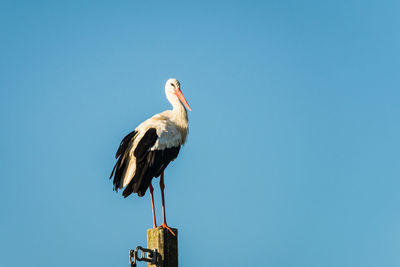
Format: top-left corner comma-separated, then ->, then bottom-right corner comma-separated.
160,223 -> 175,236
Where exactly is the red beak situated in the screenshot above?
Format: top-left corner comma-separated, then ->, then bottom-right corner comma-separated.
175,88 -> 191,111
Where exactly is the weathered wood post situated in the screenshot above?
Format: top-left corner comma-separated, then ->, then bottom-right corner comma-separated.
147,227 -> 178,267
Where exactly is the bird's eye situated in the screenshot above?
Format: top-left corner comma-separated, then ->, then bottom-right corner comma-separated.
170,83 -> 175,88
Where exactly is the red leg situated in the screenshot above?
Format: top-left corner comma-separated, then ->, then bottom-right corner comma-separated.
160,171 -> 175,236
149,183 -> 157,228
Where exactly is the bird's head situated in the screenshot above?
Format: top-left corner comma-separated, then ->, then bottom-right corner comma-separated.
165,78 -> 191,111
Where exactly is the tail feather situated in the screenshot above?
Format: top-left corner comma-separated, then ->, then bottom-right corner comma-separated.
112,157 -> 127,191
110,130 -> 137,191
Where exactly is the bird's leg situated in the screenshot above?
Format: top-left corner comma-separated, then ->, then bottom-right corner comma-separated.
160,171 -> 175,236
149,182 -> 157,228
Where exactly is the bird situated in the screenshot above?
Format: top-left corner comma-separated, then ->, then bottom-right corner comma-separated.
110,78 -> 191,234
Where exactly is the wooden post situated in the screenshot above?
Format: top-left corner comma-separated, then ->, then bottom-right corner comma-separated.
147,227 -> 178,267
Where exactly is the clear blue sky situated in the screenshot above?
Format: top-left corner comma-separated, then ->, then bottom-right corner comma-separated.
1,1 -> 399,266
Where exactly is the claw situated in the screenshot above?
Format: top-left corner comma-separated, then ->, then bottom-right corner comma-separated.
160,223 -> 175,236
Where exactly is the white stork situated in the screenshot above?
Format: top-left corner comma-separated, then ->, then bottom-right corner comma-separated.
110,78 -> 191,234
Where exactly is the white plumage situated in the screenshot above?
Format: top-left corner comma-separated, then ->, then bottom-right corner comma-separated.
110,78 -> 190,198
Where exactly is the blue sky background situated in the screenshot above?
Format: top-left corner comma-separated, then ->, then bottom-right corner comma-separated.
1,1 -> 399,266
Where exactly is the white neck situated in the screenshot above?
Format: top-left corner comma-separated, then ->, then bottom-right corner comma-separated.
166,92 -> 188,123
166,92 -> 189,142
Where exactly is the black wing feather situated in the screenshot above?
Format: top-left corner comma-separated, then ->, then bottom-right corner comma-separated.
135,146 -> 180,196
110,127 -> 181,198
134,128 -> 158,159
116,130 -> 137,158
123,145 -> 180,198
